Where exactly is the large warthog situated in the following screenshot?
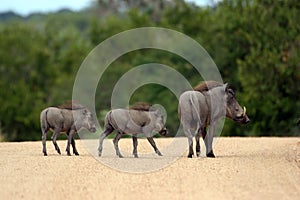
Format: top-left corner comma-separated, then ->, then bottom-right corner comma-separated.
98,103 -> 167,158
40,101 -> 96,156
179,81 -> 250,158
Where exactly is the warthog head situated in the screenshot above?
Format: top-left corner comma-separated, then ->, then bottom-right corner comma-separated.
80,109 -> 97,133
153,110 -> 168,136
224,85 -> 250,124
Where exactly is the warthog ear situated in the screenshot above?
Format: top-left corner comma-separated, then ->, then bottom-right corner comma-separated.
224,83 -> 228,91
221,83 -> 228,95
82,109 -> 87,115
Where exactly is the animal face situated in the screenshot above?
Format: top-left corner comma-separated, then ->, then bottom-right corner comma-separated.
153,111 -> 168,136
82,109 -> 97,132
225,86 -> 250,124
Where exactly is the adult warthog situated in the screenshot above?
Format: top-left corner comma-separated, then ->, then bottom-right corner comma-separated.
179,81 -> 250,158
98,103 -> 167,158
40,102 -> 96,156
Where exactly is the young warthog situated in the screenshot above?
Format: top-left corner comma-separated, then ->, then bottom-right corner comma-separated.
179,81 -> 250,158
40,102 -> 96,156
98,103 -> 167,158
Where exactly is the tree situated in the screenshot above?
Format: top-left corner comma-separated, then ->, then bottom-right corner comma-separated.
236,0 -> 300,136
0,25 -> 53,140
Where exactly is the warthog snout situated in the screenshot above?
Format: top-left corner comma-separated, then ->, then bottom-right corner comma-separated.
242,114 -> 250,124
235,106 -> 250,124
86,113 -> 96,133
159,127 -> 168,136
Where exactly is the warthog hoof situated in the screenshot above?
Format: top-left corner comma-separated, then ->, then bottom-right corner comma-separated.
56,149 -> 61,155
67,151 -> 71,156
133,154 -> 138,158
43,152 -> 47,156
206,151 -> 215,158
196,152 -> 201,157
74,152 -> 79,156
157,151 -> 163,156
187,154 -> 193,158
118,154 -> 124,158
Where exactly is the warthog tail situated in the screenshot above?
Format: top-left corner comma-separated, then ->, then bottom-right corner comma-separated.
40,109 -> 49,133
189,93 -> 201,123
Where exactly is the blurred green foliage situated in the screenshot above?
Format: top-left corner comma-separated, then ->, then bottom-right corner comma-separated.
0,0 -> 299,141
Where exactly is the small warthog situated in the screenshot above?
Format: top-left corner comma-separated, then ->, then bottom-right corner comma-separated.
98,103 -> 167,158
40,101 -> 96,156
179,81 -> 250,158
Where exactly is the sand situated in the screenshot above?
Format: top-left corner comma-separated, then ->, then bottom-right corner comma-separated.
0,137 -> 299,200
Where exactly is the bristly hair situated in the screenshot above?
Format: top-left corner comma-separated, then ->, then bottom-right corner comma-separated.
57,100 -> 86,110
193,81 -> 223,92
129,102 -> 152,111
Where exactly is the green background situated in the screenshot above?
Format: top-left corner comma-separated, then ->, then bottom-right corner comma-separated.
0,0 -> 299,141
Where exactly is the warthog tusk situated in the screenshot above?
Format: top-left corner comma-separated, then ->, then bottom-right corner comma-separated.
243,106 -> 246,117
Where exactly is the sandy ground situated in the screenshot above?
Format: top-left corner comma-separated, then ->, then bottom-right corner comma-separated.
0,137 -> 299,200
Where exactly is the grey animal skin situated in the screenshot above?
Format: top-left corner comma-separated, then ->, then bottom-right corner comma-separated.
98,109 -> 167,158
179,82 -> 250,158
40,107 -> 96,156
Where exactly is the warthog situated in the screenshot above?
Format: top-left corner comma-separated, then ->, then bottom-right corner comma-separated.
179,81 -> 250,158
98,103 -> 167,158
40,101 -> 96,156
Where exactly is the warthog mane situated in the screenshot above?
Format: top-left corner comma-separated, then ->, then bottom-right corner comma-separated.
193,81 -> 223,92
129,102 -> 153,112
57,100 -> 86,110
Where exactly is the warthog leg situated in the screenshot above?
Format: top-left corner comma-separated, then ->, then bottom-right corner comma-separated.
71,137 -> 79,156
113,132 -> 124,158
201,127 -> 207,140
204,123 -> 215,158
51,129 -> 61,155
66,130 -> 75,156
183,127 -> 194,158
195,127 -> 208,157
42,127 -> 49,156
195,131 -> 201,157
132,135 -> 138,158
98,126 -> 114,157
147,137 -> 162,156
187,135 -> 194,158
201,127 -> 214,157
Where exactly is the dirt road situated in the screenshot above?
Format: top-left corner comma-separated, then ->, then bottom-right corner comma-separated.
0,137 -> 299,200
